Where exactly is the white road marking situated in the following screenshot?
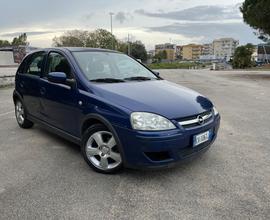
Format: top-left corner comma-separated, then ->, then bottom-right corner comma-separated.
0,110 -> 13,117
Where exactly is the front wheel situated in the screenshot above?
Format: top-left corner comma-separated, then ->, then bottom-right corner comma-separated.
81,124 -> 123,174
15,100 -> 34,129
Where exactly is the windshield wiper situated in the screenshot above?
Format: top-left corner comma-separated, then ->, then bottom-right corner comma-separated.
90,78 -> 126,83
124,76 -> 154,81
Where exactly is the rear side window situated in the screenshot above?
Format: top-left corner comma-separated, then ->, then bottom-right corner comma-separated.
24,52 -> 46,76
17,57 -> 28,74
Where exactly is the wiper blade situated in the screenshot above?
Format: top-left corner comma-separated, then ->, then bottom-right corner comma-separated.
124,76 -> 153,81
90,78 -> 126,83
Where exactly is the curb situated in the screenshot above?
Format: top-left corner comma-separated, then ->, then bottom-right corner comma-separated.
0,75 -> 15,88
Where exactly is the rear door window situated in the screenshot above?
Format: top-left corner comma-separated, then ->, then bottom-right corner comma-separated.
24,52 -> 46,76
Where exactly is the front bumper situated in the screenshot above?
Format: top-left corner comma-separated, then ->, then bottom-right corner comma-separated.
113,115 -> 220,169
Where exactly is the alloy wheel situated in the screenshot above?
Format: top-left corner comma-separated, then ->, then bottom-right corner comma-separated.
15,101 -> 25,125
85,131 -> 122,171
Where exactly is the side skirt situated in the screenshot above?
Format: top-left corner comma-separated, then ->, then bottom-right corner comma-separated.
28,115 -> 81,145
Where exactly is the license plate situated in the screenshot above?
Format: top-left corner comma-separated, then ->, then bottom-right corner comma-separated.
193,130 -> 211,147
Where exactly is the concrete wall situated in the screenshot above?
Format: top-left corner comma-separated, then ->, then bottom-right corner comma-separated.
0,51 -> 16,66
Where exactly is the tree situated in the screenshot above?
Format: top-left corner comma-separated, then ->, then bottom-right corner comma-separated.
0,33 -> 28,47
88,29 -> 117,49
53,29 -> 117,49
12,33 -> 28,46
241,1 -> 270,41
53,29 -> 148,61
0,40 -> 11,47
129,41 -> 147,62
112,40 -> 148,62
232,44 -> 255,69
153,50 -> 167,62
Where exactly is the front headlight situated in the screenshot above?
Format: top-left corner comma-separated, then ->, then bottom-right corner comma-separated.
213,106 -> 219,116
130,112 -> 176,131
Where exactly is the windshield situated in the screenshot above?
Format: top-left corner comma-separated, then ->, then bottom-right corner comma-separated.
72,51 -> 158,82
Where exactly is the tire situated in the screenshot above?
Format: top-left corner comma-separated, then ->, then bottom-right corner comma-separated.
81,124 -> 123,174
15,99 -> 34,129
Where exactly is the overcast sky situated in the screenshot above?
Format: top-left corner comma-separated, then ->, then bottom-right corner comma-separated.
0,0 -> 261,50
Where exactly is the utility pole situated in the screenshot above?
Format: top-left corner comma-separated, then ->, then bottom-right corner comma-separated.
127,33 -> 131,56
109,12 -> 114,50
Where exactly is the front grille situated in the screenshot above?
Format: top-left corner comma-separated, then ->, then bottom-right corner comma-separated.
178,110 -> 213,129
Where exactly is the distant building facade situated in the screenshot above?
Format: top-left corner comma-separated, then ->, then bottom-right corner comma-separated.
152,37 -> 240,63
147,50 -> 155,58
182,44 -> 203,60
213,38 -> 239,61
257,44 -> 270,63
155,43 -> 176,61
175,45 -> 182,60
202,43 -> 213,56
199,43 -> 215,61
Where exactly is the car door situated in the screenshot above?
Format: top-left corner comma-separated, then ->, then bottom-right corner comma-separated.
16,51 -> 46,119
39,51 -> 80,136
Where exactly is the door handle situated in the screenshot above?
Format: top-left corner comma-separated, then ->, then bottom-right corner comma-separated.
40,87 -> 46,95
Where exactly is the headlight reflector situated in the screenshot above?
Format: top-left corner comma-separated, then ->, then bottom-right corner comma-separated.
131,112 -> 176,131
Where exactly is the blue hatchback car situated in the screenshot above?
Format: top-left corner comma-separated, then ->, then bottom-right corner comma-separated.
13,48 -> 220,173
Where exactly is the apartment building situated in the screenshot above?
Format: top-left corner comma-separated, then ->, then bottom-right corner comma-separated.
213,38 -> 239,61
257,44 -> 270,62
175,45 -> 182,60
182,44 -> 203,60
202,43 -> 213,56
155,43 -> 176,61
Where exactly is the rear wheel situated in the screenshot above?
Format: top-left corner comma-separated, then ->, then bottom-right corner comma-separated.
15,100 -> 33,129
82,124 -> 123,174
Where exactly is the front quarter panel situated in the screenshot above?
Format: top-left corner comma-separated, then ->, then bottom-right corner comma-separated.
78,89 -> 131,131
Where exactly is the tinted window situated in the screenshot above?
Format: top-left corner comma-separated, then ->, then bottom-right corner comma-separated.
46,52 -> 73,79
17,56 -> 29,74
25,52 -> 45,76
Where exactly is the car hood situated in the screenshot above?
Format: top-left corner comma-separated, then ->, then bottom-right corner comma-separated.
92,80 -> 213,119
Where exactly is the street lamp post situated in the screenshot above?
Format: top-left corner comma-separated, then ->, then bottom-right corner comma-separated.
109,12 -> 114,50
128,33 -> 131,56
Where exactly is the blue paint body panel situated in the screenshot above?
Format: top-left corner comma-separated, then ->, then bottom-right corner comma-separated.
14,48 -> 220,169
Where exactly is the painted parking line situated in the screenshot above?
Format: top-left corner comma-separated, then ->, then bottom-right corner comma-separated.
0,110 -> 14,117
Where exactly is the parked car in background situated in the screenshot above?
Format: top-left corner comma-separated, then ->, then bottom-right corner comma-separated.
13,48 -> 220,173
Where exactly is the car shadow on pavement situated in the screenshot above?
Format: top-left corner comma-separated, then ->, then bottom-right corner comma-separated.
123,153 -> 209,178
33,124 -> 81,153
30,124 -> 211,178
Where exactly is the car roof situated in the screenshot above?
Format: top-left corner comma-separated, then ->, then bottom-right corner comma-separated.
63,47 -> 119,53
30,47 -> 120,54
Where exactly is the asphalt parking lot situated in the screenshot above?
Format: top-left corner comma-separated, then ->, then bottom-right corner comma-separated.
0,69 -> 270,219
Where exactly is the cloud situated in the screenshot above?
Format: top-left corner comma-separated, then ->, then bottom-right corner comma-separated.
83,13 -> 95,21
0,31 -> 58,38
114,12 -> 133,24
135,4 -> 241,21
147,22 -> 260,44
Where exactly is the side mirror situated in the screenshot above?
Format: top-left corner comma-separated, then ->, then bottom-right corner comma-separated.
153,71 -> 160,76
48,72 -> 67,84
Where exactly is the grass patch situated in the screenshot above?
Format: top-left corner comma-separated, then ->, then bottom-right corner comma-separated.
147,62 -> 207,69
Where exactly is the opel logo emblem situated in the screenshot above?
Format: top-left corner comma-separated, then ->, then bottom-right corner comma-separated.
197,115 -> 204,125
